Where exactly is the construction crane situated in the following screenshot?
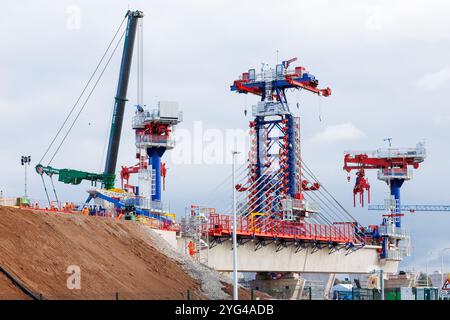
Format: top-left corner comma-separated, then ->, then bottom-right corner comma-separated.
343,141 -> 426,227
343,141 -> 426,260
368,204 -> 450,212
35,10 -> 144,197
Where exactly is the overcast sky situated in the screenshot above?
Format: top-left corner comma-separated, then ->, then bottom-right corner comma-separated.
1,0 -> 450,272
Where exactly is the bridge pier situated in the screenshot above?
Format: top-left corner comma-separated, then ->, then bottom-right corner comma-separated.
250,272 -> 305,300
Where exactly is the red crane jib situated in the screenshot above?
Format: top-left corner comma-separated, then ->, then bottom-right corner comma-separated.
120,162 -> 167,191
343,153 -> 421,207
343,154 -> 421,172
285,76 -> 331,97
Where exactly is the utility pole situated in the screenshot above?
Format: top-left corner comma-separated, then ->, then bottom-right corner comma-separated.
21,156 -> 31,197
380,269 -> 384,300
232,150 -> 240,300
384,137 -> 392,148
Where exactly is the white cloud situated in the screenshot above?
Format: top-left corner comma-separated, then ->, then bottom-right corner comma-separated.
416,66 -> 450,91
311,123 -> 366,143
433,114 -> 450,125
365,5 -> 383,31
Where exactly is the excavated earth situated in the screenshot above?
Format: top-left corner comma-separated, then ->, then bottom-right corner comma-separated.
0,206 -> 207,299
0,206 -> 271,300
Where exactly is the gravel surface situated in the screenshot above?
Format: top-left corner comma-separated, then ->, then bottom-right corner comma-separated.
141,226 -> 233,300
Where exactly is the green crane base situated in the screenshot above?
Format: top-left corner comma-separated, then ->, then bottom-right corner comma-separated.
35,164 -> 115,189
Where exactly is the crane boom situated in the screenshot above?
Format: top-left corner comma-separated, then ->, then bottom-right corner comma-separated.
35,10 -> 144,190
368,204 -> 450,212
103,10 -> 143,188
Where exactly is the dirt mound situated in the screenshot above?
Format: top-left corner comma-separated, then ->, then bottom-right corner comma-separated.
0,206 -> 205,299
0,272 -> 30,300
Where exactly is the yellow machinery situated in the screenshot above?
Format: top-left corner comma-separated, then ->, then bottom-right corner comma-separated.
249,212 -> 268,233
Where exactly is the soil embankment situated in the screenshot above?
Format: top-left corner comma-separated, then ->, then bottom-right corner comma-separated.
0,206 -> 205,299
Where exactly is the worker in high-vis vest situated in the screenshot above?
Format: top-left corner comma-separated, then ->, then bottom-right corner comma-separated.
188,241 -> 196,256
82,207 -> 89,216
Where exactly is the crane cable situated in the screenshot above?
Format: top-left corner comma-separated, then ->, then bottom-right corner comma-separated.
49,176 -> 60,206
40,175 -> 51,207
47,29 -> 126,165
38,14 -> 128,165
301,159 -> 359,223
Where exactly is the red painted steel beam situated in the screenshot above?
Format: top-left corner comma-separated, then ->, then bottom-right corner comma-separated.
285,77 -> 331,97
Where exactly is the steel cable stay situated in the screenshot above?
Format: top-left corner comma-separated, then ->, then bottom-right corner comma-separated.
229,160 -> 336,225
218,164 -> 348,229
224,167 -> 288,218
234,161 -> 280,207
202,161 -> 252,211
214,168 -> 277,215
301,186 -> 340,225
206,154 -> 277,211
237,175 -> 282,217
300,168 -> 351,223
220,168 -> 279,215
294,152 -> 355,223
205,160 -> 248,199
300,158 -> 358,223
211,154 -> 356,228
221,156 -> 284,214
301,159 -> 351,215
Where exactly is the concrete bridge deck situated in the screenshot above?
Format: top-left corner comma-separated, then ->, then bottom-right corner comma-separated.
177,236 -> 399,274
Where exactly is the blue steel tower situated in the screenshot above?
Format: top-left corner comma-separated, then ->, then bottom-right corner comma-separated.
231,58 -> 330,220
132,101 -> 182,210
344,142 -> 426,259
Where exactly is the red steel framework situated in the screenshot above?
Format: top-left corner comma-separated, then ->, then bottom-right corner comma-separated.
205,214 -> 361,244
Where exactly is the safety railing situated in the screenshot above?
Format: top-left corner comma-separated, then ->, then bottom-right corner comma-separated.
385,249 -> 409,261
132,110 -> 183,128
377,168 -> 412,181
282,198 -> 320,213
344,144 -> 426,160
379,225 -> 408,238
135,134 -> 175,148
207,214 -> 359,244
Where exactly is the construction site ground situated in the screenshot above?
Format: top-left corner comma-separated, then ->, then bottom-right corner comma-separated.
0,206 -> 269,300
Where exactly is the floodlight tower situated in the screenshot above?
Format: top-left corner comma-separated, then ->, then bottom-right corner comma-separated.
21,155 -> 31,197
231,57 -> 330,220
